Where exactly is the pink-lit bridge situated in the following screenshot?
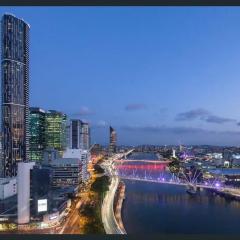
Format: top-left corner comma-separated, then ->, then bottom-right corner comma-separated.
113,159 -> 172,164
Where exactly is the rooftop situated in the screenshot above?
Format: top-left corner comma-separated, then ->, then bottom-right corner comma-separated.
51,158 -> 81,166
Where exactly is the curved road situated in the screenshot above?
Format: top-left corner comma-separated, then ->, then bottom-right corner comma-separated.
101,152 -> 131,234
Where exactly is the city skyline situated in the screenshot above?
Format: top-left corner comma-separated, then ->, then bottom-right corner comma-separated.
1,8 -> 240,146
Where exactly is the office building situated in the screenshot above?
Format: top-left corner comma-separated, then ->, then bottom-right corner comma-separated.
69,120 -> 90,150
42,147 -> 60,165
80,122 -> 90,150
50,157 -> 82,188
109,126 -> 117,154
45,110 -> 67,154
30,165 -> 52,216
63,148 -> 90,182
90,144 -> 103,155
1,14 -> 30,177
17,162 -> 35,224
29,108 -> 46,162
0,177 -> 17,200
0,132 -> 3,177
69,119 -> 82,149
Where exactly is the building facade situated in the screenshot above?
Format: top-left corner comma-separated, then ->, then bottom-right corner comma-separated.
69,120 -> 90,150
63,148 -> 90,183
0,177 -> 17,200
109,126 -> 117,154
30,165 -> 53,216
29,108 -> 46,162
80,122 -> 90,150
1,14 -> 30,177
50,157 -> 82,188
69,119 -> 82,149
45,110 -> 67,154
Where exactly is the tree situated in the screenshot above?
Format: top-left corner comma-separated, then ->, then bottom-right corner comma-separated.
91,175 -> 110,194
169,159 -> 180,173
94,164 -> 105,174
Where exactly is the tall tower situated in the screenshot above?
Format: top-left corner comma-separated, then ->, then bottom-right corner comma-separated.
69,119 -> 83,149
29,107 -> 46,162
45,110 -> 67,155
80,122 -> 90,150
69,119 -> 90,150
1,14 -> 30,177
109,126 -> 117,154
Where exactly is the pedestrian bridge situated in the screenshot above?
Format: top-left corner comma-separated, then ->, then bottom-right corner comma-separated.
120,175 -> 221,190
114,159 -> 172,164
119,175 -> 240,199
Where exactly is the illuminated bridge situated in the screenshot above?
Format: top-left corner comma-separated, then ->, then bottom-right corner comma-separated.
116,168 -> 240,195
113,159 -> 172,164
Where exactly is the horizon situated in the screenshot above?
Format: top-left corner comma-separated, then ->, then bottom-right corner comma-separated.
1,7 -> 240,146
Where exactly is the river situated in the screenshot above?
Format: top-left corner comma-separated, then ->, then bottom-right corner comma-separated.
121,152 -> 240,234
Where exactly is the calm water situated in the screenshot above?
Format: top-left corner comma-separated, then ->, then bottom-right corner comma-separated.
122,152 -> 240,234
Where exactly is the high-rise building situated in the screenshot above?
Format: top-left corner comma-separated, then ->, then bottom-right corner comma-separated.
69,119 -> 82,149
69,120 -> 90,150
63,148 -> 90,183
29,108 -> 46,162
42,147 -> 60,165
80,122 -> 90,150
30,165 -> 52,216
1,14 -> 30,177
45,110 -> 67,154
50,157 -> 82,188
17,162 -> 35,224
109,126 -> 117,154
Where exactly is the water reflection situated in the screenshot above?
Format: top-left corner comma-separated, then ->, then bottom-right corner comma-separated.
122,179 -> 240,234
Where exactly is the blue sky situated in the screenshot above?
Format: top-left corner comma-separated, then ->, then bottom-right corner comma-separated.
1,7 -> 240,146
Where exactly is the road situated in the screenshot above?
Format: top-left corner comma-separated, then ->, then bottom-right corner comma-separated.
59,198 -> 83,234
101,152 -> 131,234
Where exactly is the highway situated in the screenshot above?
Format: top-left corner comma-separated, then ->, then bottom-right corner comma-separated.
101,152 -> 131,234
59,198 -> 83,234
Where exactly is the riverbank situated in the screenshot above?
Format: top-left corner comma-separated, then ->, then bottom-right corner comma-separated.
114,181 -> 126,233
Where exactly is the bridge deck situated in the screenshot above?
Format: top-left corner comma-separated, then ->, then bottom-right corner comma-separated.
120,176 -> 227,191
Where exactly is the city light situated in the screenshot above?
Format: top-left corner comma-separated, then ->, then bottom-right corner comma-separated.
2,8 -> 240,236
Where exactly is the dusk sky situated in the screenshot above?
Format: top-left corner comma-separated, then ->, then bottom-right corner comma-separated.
1,7 -> 240,146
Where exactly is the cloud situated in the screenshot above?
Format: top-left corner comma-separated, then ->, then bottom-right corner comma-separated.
121,125 -> 213,135
125,104 -> 147,111
118,124 -> 240,146
175,108 -> 236,125
237,122 -> 240,126
72,106 -> 95,116
205,115 -> 236,124
121,124 -> 240,137
175,108 -> 210,121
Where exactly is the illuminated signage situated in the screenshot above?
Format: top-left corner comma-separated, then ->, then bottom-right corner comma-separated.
38,199 -> 47,212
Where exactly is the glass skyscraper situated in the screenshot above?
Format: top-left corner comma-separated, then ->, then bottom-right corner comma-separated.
45,110 -> 67,154
1,14 -> 30,177
69,119 -> 90,150
80,122 -> 90,150
109,126 -> 117,154
29,108 -> 46,162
